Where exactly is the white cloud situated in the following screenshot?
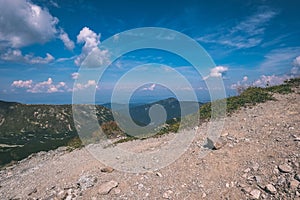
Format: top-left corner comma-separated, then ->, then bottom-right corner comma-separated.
141,83 -> 156,91
203,66 -> 228,80
242,76 -> 248,82
27,53 -> 55,64
291,56 -> 300,75
73,80 -> 98,91
0,49 -> 54,64
71,72 -> 80,80
252,75 -> 289,87
11,80 -> 33,88
11,78 -> 67,93
75,27 -> 101,66
0,0 -> 74,60
59,30 -> 75,50
197,7 -> 277,49
0,0 -> 58,48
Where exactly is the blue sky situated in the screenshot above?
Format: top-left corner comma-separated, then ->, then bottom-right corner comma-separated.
0,0 -> 299,104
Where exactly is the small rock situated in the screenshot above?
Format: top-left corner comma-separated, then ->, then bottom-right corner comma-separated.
114,188 -> 121,195
242,187 -> 252,193
252,163 -> 260,171
65,195 -> 73,200
57,190 -> 67,199
98,180 -> 119,195
265,184 -> 277,194
276,176 -> 286,186
163,190 -> 173,199
255,176 -> 262,183
278,164 -> 293,173
238,183 -> 246,188
101,167 -> 114,173
244,168 -> 251,173
295,174 -> 300,182
226,183 -> 230,188
27,188 -> 37,196
250,189 -> 261,199
78,175 -> 97,190
137,183 -> 144,190
294,137 -> 300,141
289,179 -> 299,190
202,192 -> 207,198
155,172 -> 163,177
205,137 -> 227,150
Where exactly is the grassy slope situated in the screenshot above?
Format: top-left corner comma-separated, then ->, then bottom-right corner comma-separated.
114,77 -> 300,144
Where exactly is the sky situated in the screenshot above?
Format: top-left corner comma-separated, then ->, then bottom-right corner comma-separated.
0,0 -> 299,104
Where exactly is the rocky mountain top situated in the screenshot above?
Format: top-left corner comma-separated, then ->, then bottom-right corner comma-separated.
0,85 -> 299,199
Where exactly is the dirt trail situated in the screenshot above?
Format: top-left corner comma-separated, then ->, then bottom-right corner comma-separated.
0,91 -> 299,200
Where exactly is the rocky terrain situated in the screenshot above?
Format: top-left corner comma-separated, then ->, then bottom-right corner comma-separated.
0,86 -> 299,199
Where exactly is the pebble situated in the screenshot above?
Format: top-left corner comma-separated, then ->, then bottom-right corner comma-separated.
265,184 -> 277,194
114,188 -> 121,195
289,179 -> 299,190
163,190 -> 173,199
98,180 -> 119,195
155,172 -> 163,177
255,176 -> 262,183
27,188 -> 37,196
250,189 -> 261,199
244,168 -> 251,173
101,167 -> 114,173
295,174 -> 300,182
252,163 -> 260,171
65,195 -> 73,200
137,183 -> 144,190
276,176 -> 286,186
205,137 -> 227,150
278,164 -> 293,173
77,175 -> 97,190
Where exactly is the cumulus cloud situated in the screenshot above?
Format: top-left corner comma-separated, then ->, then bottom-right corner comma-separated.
71,72 -> 80,80
0,0 -> 59,48
11,80 -> 33,88
72,80 -> 97,91
203,66 -> 228,80
75,27 -> 100,66
0,0 -> 74,61
242,76 -> 248,82
0,49 -> 54,64
75,27 -> 110,67
11,78 -> 67,93
141,83 -> 156,91
252,75 -> 290,87
291,56 -> 300,75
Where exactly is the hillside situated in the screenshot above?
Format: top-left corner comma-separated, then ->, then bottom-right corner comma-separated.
0,79 -> 299,199
0,98 -> 202,166
0,103 -> 114,166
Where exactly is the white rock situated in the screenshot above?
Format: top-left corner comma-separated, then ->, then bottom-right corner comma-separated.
265,184 -> 277,194
163,190 -> 173,199
98,180 -> 119,195
250,189 -> 261,199
278,164 -> 293,173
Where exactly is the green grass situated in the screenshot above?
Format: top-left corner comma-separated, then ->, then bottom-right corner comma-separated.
111,77 -> 300,144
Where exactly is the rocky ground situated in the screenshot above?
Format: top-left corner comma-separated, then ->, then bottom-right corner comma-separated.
0,90 -> 299,200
